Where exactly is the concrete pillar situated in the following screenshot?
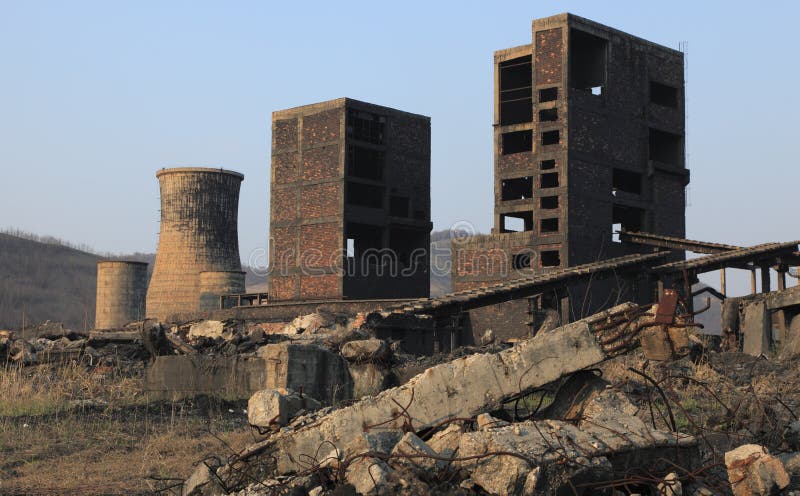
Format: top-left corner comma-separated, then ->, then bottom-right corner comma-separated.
742,300 -> 770,357
760,265 -> 771,293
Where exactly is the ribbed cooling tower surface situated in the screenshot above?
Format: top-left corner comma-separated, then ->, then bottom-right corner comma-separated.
95,261 -> 148,329
146,167 -> 244,321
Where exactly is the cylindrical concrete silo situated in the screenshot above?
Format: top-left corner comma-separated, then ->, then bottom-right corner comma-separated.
95,261 -> 149,329
146,167 -> 244,320
199,270 -> 246,311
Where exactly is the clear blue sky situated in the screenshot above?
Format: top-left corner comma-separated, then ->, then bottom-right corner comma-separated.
1,1 -> 797,295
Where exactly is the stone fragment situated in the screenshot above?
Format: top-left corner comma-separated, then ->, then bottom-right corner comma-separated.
345,457 -> 392,496
476,413 -> 509,430
389,432 -> 442,473
657,472 -> 682,496
340,339 -> 389,362
426,423 -> 463,459
248,388 -> 322,427
725,444 -> 789,496
188,320 -> 227,341
284,313 -> 328,335
480,329 -> 495,345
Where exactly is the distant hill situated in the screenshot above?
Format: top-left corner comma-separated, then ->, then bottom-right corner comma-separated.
0,230 -> 268,331
0,227 -> 468,330
0,232 -> 99,331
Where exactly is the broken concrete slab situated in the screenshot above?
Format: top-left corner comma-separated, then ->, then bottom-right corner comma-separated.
725,444 -> 789,496
257,342 -> 352,405
426,423 -> 462,459
476,413 -> 509,430
230,303 -> 661,476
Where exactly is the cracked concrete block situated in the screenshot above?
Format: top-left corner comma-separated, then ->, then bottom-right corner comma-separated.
427,423 -> 463,459
742,301 -> 770,357
257,342 -> 352,404
657,472 -> 682,496
248,388 -> 322,427
348,363 -> 388,399
345,457 -> 392,496
725,444 -> 789,496
389,432 -> 442,473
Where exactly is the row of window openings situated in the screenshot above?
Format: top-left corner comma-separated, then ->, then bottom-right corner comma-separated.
501,168 -> 643,203
499,28 -> 678,127
500,204 -> 646,241
345,224 -> 426,267
501,172 -> 558,201
512,250 -> 561,269
346,109 -> 386,145
502,127 -> 682,166
500,212 -> 559,235
501,130 -> 559,154
345,182 -> 425,219
500,81 -> 676,127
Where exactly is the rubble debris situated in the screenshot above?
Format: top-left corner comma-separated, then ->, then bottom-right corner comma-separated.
340,339 -> 389,362
389,432 -> 443,473
657,472 -> 682,496
188,320 -> 228,340
187,302 -> 681,494
725,444 -> 789,496
248,388 -> 322,427
479,329 -> 495,346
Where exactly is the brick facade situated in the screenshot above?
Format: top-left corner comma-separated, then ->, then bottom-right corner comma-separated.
454,14 -> 688,337
269,98 -> 432,301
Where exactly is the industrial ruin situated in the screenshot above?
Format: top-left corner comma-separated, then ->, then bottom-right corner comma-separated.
7,12 -> 800,496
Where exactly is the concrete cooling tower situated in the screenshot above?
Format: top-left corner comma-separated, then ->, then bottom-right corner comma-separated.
146,167 -> 244,320
95,260 -> 148,329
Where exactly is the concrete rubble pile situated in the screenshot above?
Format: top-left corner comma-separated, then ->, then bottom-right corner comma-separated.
177,301 -> 799,496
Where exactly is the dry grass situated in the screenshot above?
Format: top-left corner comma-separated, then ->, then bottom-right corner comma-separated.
0,362 -> 260,495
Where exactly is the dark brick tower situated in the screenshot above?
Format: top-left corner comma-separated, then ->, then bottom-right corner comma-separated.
269,98 -> 432,301
453,14 -> 688,338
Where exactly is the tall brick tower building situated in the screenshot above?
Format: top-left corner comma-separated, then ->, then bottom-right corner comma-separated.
453,14 -> 689,337
269,98 -> 432,301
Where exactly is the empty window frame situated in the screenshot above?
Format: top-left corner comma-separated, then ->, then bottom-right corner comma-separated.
538,108 -> 558,122
499,55 -> 533,125
650,81 -> 678,108
512,252 -> 531,269
389,227 -> 427,268
540,218 -> 559,234
542,130 -> 560,145
347,109 -> 385,144
540,250 -> 561,267
501,176 -> 533,201
612,204 -> 645,233
347,145 -> 384,180
570,29 -> 607,95
540,196 -> 559,209
502,130 -> 533,155
501,211 -> 534,233
540,159 -> 556,170
346,223 -> 384,261
346,182 -> 384,208
612,168 -> 642,195
539,87 -> 558,102
648,128 -> 682,165
389,195 -> 410,217
540,172 -> 559,188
